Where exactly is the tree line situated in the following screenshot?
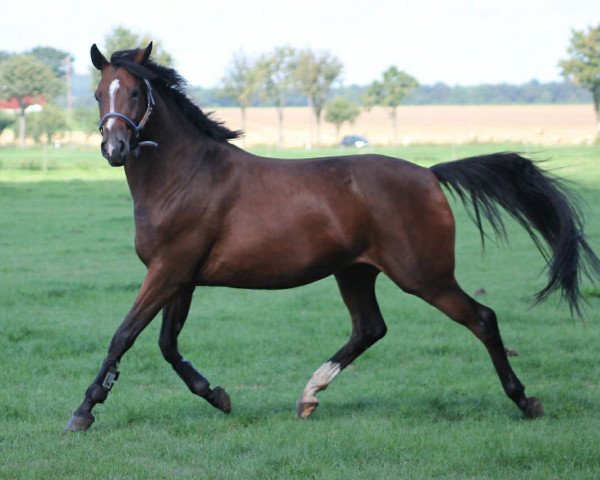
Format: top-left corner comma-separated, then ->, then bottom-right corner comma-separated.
217,47 -> 417,146
1,24 -> 599,147
190,80 -> 590,108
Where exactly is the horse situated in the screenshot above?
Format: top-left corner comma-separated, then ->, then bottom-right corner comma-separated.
65,42 -> 600,431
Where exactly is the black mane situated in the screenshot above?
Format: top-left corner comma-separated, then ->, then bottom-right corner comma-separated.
110,48 -> 241,142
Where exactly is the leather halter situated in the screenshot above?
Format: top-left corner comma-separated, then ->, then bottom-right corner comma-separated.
99,78 -> 158,157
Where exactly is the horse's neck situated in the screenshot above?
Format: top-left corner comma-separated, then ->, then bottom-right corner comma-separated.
123,98 -> 234,206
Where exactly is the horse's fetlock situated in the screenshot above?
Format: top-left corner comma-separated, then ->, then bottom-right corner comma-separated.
175,359 -> 211,396
86,383 -> 109,404
505,380 -> 524,400
189,377 -> 211,396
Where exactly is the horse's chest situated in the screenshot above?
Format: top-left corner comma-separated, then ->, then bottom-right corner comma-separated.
133,220 -> 157,265
132,205 -> 164,264
132,204 -> 214,269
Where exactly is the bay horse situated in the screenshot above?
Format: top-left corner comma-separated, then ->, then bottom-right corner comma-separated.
65,43 -> 600,431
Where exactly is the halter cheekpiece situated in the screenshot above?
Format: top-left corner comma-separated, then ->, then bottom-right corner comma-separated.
99,78 -> 159,157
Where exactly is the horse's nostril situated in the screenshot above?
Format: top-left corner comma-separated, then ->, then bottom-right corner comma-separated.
119,140 -> 126,153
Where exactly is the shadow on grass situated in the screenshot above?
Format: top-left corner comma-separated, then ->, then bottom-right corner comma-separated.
316,393 -> 505,422
130,388 -> 510,425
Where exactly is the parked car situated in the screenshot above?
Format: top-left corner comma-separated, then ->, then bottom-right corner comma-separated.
340,135 -> 369,148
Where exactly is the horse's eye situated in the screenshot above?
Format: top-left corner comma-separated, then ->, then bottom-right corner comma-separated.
94,92 -> 100,102
132,89 -> 140,100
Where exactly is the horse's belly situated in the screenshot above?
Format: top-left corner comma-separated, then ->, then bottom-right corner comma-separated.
195,235 -> 358,289
195,177 -> 371,288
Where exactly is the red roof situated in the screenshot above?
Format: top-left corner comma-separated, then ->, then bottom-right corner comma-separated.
0,96 -> 46,110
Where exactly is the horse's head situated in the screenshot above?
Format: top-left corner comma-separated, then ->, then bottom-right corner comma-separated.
91,43 -> 155,166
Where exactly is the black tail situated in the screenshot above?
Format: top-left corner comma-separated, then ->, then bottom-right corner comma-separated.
430,152 -> 600,316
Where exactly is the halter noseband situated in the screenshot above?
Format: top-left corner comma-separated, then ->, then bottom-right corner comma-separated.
99,78 -> 158,157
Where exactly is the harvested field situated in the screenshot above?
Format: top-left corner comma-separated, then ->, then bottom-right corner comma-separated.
214,104 -> 597,148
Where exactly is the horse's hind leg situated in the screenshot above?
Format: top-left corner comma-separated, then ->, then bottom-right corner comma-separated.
297,264 -> 387,418
422,284 -> 544,418
158,286 -> 231,414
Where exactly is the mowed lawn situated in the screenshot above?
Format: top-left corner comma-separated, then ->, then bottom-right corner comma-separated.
1,144 -> 599,479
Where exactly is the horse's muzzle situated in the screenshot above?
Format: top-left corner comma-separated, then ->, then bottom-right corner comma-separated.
101,135 -> 130,166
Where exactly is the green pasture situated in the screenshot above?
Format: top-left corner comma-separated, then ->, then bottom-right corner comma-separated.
1,144 -> 599,479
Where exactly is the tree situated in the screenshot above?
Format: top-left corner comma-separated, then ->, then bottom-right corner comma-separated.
560,24 -> 600,135
91,26 -> 174,87
0,55 -> 64,146
74,106 -> 100,139
0,51 -> 12,64
365,66 -> 418,144
29,46 -> 75,132
220,51 -> 259,133
256,46 -> 297,147
325,96 -> 361,139
27,103 -> 68,144
296,49 -> 343,147
28,46 -> 73,78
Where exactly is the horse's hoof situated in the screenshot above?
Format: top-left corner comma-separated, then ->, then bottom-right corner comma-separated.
296,400 -> 319,419
64,412 -> 95,432
524,397 -> 544,419
212,386 -> 232,414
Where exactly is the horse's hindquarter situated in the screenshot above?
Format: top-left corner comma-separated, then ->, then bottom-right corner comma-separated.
196,154 -> 451,289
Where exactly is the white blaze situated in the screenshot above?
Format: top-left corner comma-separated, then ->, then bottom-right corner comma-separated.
105,79 -> 120,132
105,79 -> 120,157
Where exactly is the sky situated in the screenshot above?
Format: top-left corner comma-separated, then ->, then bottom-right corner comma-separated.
2,0 -> 598,88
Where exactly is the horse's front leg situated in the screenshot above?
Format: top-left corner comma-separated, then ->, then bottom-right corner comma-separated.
158,286 -> 231,414
65,267 -> 180,431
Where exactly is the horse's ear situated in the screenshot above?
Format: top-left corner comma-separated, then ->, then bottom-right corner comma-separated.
134,42 -> 153,64
90,44 -> 109,70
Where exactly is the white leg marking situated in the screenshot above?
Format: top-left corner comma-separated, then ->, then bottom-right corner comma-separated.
105,79 -> 120,131
300,361 -> 341,404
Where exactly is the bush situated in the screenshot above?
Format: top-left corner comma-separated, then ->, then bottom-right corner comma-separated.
73,106 -> 99,137
26,104 -> 68,144
0,110 -> 15,135
325,96 -> 361,137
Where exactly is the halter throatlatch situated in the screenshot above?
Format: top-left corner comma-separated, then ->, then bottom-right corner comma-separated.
99,79 -> 158,157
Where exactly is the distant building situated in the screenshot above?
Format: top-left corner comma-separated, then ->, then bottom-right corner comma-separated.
0,96 -> 45,112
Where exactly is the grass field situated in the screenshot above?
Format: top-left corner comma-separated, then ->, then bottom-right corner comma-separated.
1,144 -> 599,479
